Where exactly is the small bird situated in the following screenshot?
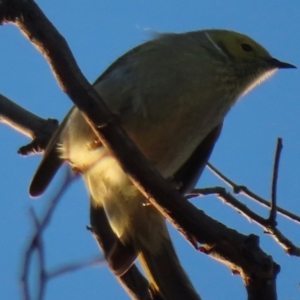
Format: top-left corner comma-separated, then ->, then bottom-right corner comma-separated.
30,29 -> 295,300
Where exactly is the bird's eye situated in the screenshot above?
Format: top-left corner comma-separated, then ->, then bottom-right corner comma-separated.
241,43 -> 253,52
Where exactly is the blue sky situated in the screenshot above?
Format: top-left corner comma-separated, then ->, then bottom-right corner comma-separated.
1,1 -> 300,299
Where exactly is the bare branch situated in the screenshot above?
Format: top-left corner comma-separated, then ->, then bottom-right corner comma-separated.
20,168 -> 74,300
46,256 -> 105,279
269,138 -> 282,225
0,93 -> 58,154
29,208 -> 47,300
192,186 -> 300,256
206,162 -> 300,224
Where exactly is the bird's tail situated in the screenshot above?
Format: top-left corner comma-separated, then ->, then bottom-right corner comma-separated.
138,230 -> 201,300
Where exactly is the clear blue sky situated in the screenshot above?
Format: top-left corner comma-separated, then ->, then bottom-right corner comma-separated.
1,1 -> 300,299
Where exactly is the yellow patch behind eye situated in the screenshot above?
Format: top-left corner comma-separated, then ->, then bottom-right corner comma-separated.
206,29 -> 272,60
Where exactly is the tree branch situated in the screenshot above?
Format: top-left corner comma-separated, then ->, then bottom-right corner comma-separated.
206,162 -> 300,224
269,138 -> 282,225
0,93 -> 58,154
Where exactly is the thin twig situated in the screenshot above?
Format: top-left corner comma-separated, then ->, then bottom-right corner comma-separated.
206,162 -> 300,223
20,215 -> 34,300
46,256 -> 105,279
39,168 -> 76,230
191,187 -> 266,224
191,186 -> 300,256
29,209 -> 47,300
20,167 -> 76,300
269,138 -> 283,225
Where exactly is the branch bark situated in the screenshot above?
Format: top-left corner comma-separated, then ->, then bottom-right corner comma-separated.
0,93 -> 58,154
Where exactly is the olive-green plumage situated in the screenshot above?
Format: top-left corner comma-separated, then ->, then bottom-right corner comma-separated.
30,29 -> 295,300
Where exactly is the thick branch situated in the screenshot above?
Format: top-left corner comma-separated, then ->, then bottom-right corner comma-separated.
0,93 -> 58,154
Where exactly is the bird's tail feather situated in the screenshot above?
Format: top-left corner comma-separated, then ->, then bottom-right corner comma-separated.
138,233 -> 201,300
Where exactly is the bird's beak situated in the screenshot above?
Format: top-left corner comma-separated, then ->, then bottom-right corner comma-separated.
268,58 -> 296,69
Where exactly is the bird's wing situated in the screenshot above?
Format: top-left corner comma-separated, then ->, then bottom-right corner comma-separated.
172,123 -> 223,194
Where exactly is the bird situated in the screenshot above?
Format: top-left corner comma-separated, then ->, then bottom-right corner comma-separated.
29,29 -> 295,299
